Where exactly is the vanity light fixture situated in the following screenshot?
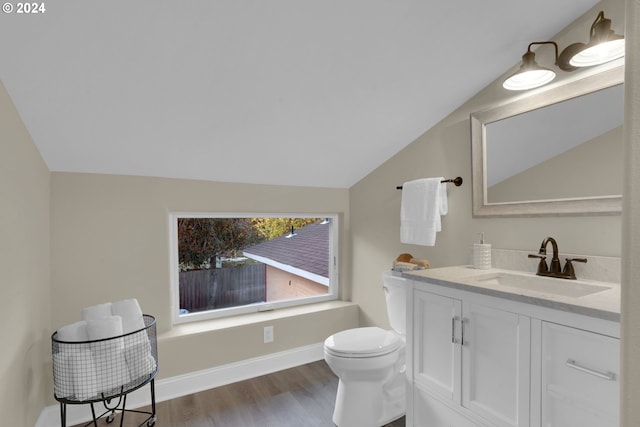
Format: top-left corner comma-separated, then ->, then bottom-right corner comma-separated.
502,41 -> 559,91
503,11 -> 624,91
557,11 -> 625,69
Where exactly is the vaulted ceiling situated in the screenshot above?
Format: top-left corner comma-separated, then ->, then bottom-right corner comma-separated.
0,0 -> 600,188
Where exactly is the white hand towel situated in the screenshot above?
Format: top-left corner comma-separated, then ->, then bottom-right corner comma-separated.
81,302 -> 113,322
400,177 -> 448,246
111,298 -> 145,334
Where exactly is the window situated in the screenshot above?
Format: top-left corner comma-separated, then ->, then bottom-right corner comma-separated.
169,213 -> 339,323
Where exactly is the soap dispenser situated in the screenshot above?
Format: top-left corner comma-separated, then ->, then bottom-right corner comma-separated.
472,232 -> 492,269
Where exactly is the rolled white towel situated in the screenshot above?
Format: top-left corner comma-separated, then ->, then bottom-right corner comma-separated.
82,302 -> 113,322
125,340 -> 157,382
57,320 -> 88,342
70,350 -> 98,401
124,329 -> 151,351
85,315 -> 132,395
111,299 -> 145,334
93,345 -> 131,395
86,315 -> 123,341
56,320 -> 90,353
52,353 -> 75,399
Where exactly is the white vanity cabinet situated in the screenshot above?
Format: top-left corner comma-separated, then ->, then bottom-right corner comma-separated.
411,289 -> 530,427
406,276 -> 620,427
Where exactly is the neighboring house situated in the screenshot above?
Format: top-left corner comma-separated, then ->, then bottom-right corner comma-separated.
243,221 -> 330,301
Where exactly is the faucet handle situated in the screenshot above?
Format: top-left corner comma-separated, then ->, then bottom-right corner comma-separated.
528,254 -> 548,275
562,257 -> 588,280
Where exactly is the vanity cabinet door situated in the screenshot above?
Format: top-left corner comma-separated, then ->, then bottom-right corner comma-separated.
413,290 -> 530,427
462,302 -> 531,427
413,290 -> 462,403
541,322 -> 619,427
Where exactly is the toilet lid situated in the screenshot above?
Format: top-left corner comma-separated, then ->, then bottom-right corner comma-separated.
324,327 -> 402,358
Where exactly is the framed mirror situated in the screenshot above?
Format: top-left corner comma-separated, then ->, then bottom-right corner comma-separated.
471,65 -> 624,217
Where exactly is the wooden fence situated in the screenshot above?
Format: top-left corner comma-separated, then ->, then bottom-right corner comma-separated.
179,264 -> 266,312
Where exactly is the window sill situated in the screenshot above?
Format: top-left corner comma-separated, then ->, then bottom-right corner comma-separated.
158,300 -> 358,342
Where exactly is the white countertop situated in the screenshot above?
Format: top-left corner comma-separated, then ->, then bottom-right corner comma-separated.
403,265 -> 620,322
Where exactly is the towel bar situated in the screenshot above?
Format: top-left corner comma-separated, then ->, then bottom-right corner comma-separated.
396,176 -> 463,190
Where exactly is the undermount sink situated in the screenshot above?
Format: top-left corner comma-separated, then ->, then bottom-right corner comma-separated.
470,271 -> 612,298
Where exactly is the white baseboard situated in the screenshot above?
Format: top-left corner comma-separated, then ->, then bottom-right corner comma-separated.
36,342 -> 325,427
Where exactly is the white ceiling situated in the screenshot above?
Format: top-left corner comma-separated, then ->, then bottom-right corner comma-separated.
0,0 -> 600,188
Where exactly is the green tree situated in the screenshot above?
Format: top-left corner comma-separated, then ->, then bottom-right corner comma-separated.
177,218 -> 263,270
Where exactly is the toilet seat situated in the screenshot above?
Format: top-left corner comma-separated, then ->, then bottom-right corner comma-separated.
324,327 -> 402,358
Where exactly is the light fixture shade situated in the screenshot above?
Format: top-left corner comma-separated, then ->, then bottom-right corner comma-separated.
558,11 -> 624,69
503,51 -> 556,91
569,38 -> 624,67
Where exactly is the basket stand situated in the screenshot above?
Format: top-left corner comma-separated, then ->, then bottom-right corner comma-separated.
52,314 -> 158,427
58,378 -> 156,427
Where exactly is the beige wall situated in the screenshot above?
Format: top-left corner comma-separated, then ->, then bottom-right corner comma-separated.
0,82 -> 51,426
49,172 -> 355,393
349,0 -> 624,328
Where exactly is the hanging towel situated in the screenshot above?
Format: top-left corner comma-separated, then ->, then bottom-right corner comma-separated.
400,177 -> 448,246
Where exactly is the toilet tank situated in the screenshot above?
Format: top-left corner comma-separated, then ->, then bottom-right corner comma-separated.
382,271 -> 408,336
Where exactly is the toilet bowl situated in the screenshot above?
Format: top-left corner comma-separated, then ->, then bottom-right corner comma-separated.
324,272 -> 407,427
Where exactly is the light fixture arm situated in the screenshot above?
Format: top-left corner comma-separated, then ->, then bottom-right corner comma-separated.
526,41 -> 559,66
590,11 -> 609,40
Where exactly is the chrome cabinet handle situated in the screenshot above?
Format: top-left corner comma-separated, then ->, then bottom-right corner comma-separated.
461,318 -> 466,346
451,317 -> 455,343
451,317 -> 458,344
566,358 -> 616,381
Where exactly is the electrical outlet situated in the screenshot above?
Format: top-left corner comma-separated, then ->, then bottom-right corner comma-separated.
263,326 -> 274,343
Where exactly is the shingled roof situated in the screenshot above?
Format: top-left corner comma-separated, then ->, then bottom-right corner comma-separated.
243,220 -> 330,283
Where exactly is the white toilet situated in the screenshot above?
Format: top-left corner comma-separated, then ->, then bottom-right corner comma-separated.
324,271 -> 407,427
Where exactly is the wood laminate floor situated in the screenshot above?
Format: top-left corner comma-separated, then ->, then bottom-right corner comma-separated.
73,361 -> 406,427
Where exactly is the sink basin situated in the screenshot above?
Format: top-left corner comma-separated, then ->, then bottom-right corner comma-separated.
470,271 -> 612,298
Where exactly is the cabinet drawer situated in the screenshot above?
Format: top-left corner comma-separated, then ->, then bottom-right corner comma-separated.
541,322 -> 619,426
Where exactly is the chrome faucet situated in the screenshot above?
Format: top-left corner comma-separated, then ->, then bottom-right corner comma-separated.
528,237 -> 587,280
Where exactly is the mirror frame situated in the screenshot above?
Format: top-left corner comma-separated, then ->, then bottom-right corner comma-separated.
471,65 -> 624,217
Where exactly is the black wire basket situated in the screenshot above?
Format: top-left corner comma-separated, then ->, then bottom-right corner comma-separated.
52,314 -> 158,426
